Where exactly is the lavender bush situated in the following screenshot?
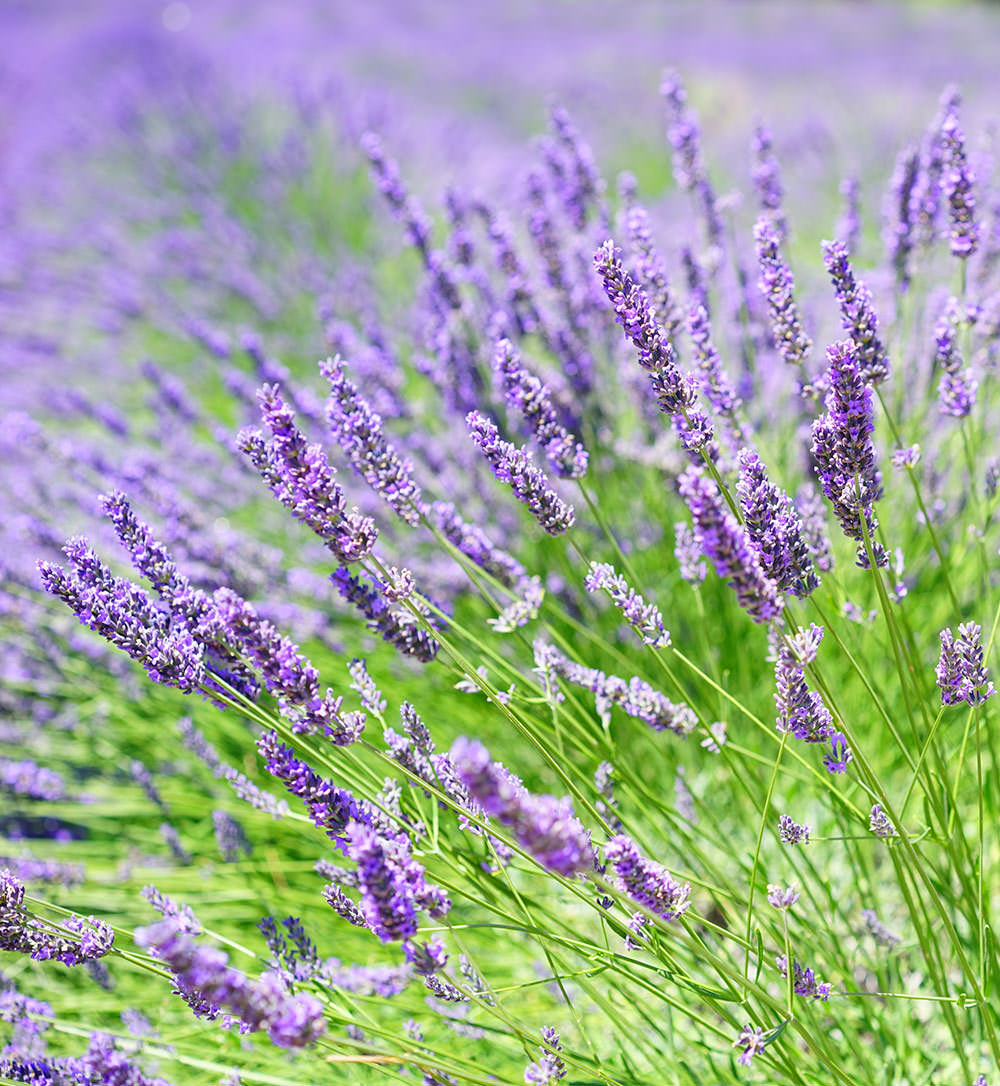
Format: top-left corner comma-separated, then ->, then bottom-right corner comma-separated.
3,5 -> 1000,1085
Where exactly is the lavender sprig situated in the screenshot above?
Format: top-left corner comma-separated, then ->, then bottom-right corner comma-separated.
492,338 -> 588,479
449,738 -> 594,876
604,835 -> 690,922
754,216 -> 811,366
936,622 -> 995,705
465,412 -> 575,535
584,562 -> 670,647
321,356 -> 424,526
822,240 -> 889,385
941,101 -> 979,259
677,468 -> 783,625
238,384 -> 377,562
810,342 -> 888,568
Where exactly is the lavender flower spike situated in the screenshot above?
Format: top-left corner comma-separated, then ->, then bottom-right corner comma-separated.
585,561 -> 670,647
595,239 -> 714,459
810,341 -> 888,568
466,412 -> 575,535
736,448 -> 818,598
238,384 -> 377,562
936,622 -> 995,706
774,626 -> 834,743
604,835 -> 691,922
941,101 -> 979,259
135,918 -> 325,1048
822,239 -> 889,385
934,298 -> 977,418
524,1026 -> 567,1085
449,738 -> 595,876
321,356 -> 424,526
754,216 -> 811,366
677,467 -> 783,625
493,338 -> 588,479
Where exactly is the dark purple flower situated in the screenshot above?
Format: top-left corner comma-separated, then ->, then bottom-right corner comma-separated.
330,566 -> 440,662
778,815 -> 810,845
776,954 -> 831,1001
810,342 -> 888,569
466,412 -> 575,535
677,468 -> 783,625
822,240 -> 889,384
604,835 -> 690,921
595,240 -> 715,461
238,385 -> 377,562
256,731 -> 362,847
736,449 -> 818,598
774,625 -> 834,744
936,622 -> 995,705
869,804 -> 897,839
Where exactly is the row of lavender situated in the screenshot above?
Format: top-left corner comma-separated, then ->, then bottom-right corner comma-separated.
3,32 -> 1000,1086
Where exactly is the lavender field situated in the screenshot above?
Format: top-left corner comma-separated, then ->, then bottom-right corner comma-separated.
4,2 -> 1000,1083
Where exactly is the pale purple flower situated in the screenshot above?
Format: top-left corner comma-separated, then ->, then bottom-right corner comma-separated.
466,411 -> 575,535
604,835 -> 691,922
754,216 -> 811,366
732,1024 -> 767,1066
585,561 -> 670,647
936,622 -> 995,705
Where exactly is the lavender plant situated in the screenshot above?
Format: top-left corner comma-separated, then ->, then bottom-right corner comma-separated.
4,14 -> 1000,1086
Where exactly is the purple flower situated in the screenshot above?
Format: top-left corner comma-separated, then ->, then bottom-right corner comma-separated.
584,562 -> 670,647
361,132 -> 431,259
861,910 -> 901,948
687,304 -> 743,426
1,868 -> 113,967
596,240 -> 715,460
751,123 -> 786,238
449,738 -> 595,877
524,1026 -> 567,1085
941,102 -> 979,259
766,884 -> 799,909
625,204 -> 682,341
674,521 -> 707,584
256,731 -> 362,846
869,804 -> 897,839
822,240 -> 889,385
238,384 -> 377,562
135,918 -> 325,1048
38,541 -> 206,694
604,835 -> 690,922
214,588 -> 362,743
732,1024 -> 768,1066
810,342 -> 887,569
795,484 -> 834,574
677,468 -> 783,625
934,299 -> 977,418
754,216 -> 811,366
466,412 -> 575,535
736,449 -> 818,598
536,641 -> 696,735
936,622 -> 995,706
330,566 -> 440,662
778,815 -> 810,845
492,339 -> 588,479
886,145 -> 919,291
0,760 -> 65,802
776,954 -> 831,1001
774,626 -> 834,743
321,356 -> 424,526
823,731 -> 853,774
